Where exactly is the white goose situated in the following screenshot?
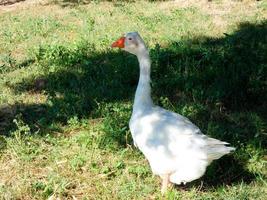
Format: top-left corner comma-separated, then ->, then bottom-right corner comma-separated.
111,32 -> 235,193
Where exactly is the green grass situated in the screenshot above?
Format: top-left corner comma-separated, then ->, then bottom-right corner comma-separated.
0,0 -> 267,199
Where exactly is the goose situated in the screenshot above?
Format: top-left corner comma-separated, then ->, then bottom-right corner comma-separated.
111,32 -> 235,194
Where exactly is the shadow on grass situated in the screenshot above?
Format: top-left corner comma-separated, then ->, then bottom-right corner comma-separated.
49,0 -> 171,8
0,0 -> 25,6
49,0 -> 136,8
1,46 -> 138,134
0,21 -> 266,188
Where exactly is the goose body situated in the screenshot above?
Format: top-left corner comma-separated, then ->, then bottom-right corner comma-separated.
112,32 -> 235,193
130,105 -> 232,184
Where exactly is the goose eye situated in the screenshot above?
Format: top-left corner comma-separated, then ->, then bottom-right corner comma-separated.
128,38 -> 132,40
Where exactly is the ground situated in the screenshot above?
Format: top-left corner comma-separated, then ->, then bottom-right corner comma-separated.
0,0 -> 24,6
0,0 -> 267,199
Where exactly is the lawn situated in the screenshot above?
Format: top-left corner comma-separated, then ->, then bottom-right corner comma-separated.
0,0 -> 267,199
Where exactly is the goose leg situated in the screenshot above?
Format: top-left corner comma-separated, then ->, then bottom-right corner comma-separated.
161,174 -> 171,194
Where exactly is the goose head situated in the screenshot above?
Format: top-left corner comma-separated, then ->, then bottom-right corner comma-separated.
111,32 -> 147,56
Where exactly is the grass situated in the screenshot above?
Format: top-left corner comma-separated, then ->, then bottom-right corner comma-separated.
0,0 -> 267,199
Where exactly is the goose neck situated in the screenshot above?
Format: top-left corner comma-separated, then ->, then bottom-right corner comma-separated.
133,50 -> 153,114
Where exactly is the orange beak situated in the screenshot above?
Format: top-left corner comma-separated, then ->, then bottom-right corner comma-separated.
111,37 -> 125,48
